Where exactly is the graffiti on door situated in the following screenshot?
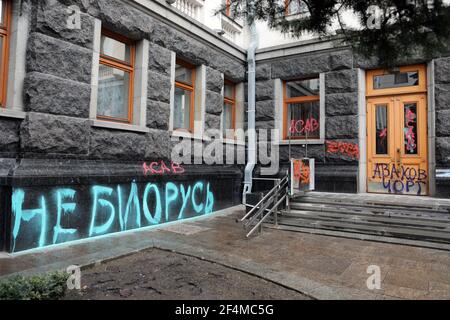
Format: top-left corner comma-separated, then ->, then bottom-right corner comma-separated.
372,163 -> 427,195
404,106 -> 418,154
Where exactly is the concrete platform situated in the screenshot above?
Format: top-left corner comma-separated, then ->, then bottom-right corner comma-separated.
2,205 -> 450,300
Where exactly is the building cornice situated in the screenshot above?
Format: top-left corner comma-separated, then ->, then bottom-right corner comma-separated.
128,0 -> 247,61
256,36 -> 351,62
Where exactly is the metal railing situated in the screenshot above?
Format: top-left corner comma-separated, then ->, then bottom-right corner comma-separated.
239,175 -> 289,238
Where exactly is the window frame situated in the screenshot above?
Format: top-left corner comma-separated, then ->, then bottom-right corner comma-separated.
174,58 -> 196,133
225,0 -> 231,17
0,0 -> 11,108
283,78 -> 321,141
284,0 -> 306,16
223,79 -> 237,139
97,28 -> 136,124
366,64 -> 427,97
284,0 -> 291,16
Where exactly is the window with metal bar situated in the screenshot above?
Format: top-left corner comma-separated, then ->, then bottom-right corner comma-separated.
283,78 -> 321,140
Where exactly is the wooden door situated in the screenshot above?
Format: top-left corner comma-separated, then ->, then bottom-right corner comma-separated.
367,94 -> 428,195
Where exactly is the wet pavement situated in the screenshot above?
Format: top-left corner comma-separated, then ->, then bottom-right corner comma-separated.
2,205 -> 450,300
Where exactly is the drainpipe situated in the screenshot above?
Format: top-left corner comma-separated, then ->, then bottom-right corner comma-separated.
243,16 -> 259,204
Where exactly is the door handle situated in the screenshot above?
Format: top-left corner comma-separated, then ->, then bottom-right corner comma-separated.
396,148 -> 401,167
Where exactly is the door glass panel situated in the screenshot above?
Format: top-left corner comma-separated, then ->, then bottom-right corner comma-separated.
374,71 -> 419,89
375,105 -> 388,155
404,103 -> 418,155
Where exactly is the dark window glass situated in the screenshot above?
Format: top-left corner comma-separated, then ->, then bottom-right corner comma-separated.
287,101 -> 320,139
404,103 -> 418,154
375,105 -> 388,155
286,79 -> 320,98
374,71 -> 419,90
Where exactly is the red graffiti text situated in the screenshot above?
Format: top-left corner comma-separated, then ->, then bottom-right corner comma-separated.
143,161 -> 185,176
289,118 -> 319,135
326,141 -> 360,160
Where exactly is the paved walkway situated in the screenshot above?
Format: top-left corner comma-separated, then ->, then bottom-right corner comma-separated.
1,205 -> 450,300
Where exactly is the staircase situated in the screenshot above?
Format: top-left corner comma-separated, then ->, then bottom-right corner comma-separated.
272,192 -> 450,250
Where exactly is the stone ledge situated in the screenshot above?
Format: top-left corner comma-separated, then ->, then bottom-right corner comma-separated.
91,120 -> 150,134
1,159 -> 243,187
0,108 -> 26,120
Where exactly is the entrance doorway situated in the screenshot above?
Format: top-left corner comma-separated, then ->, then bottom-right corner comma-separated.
366,65 -> 429,196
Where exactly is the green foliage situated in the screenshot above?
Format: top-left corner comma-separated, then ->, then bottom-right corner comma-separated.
0,272 -> 69,300
220,0 -> 450,67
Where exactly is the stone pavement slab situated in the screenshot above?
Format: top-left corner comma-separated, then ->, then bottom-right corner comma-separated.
1,205 -> 450,300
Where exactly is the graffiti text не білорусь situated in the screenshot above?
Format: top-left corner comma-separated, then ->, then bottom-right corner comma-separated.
11,180 -> 214,252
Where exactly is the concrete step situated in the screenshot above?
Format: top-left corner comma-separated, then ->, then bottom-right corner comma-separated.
282,210 -> 450,231
289,202 -> 450,222
291,192 -> 450,212
291,196 -> 450,215
277,215 -> 450,243
267,192 -> 450,246
266,224 -> 450,251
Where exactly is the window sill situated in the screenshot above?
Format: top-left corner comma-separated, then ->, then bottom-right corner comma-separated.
91,120 -> 150,133
285,13 -> 309,22
0,108 -> 26,119
275,139 -> 324,145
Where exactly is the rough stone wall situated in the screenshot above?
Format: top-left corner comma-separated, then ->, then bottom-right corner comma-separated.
434,57 -> 450,196
254,49 -> 359,192
16,0 -> 245,166
435,57 -> 450,167
1,0 -> 449,197
0,0 -> 247,252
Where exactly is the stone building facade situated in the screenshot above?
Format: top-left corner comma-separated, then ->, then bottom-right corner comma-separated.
0,0 -> 449,253
254,44 -> 450,198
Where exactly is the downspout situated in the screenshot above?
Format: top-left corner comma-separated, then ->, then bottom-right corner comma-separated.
243,16 -> 259,204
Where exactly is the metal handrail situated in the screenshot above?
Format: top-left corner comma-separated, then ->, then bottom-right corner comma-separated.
240,175 -> 289,222
246,194 -> 287,238
244,179 -> 288,230
239,174 -> 290,238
